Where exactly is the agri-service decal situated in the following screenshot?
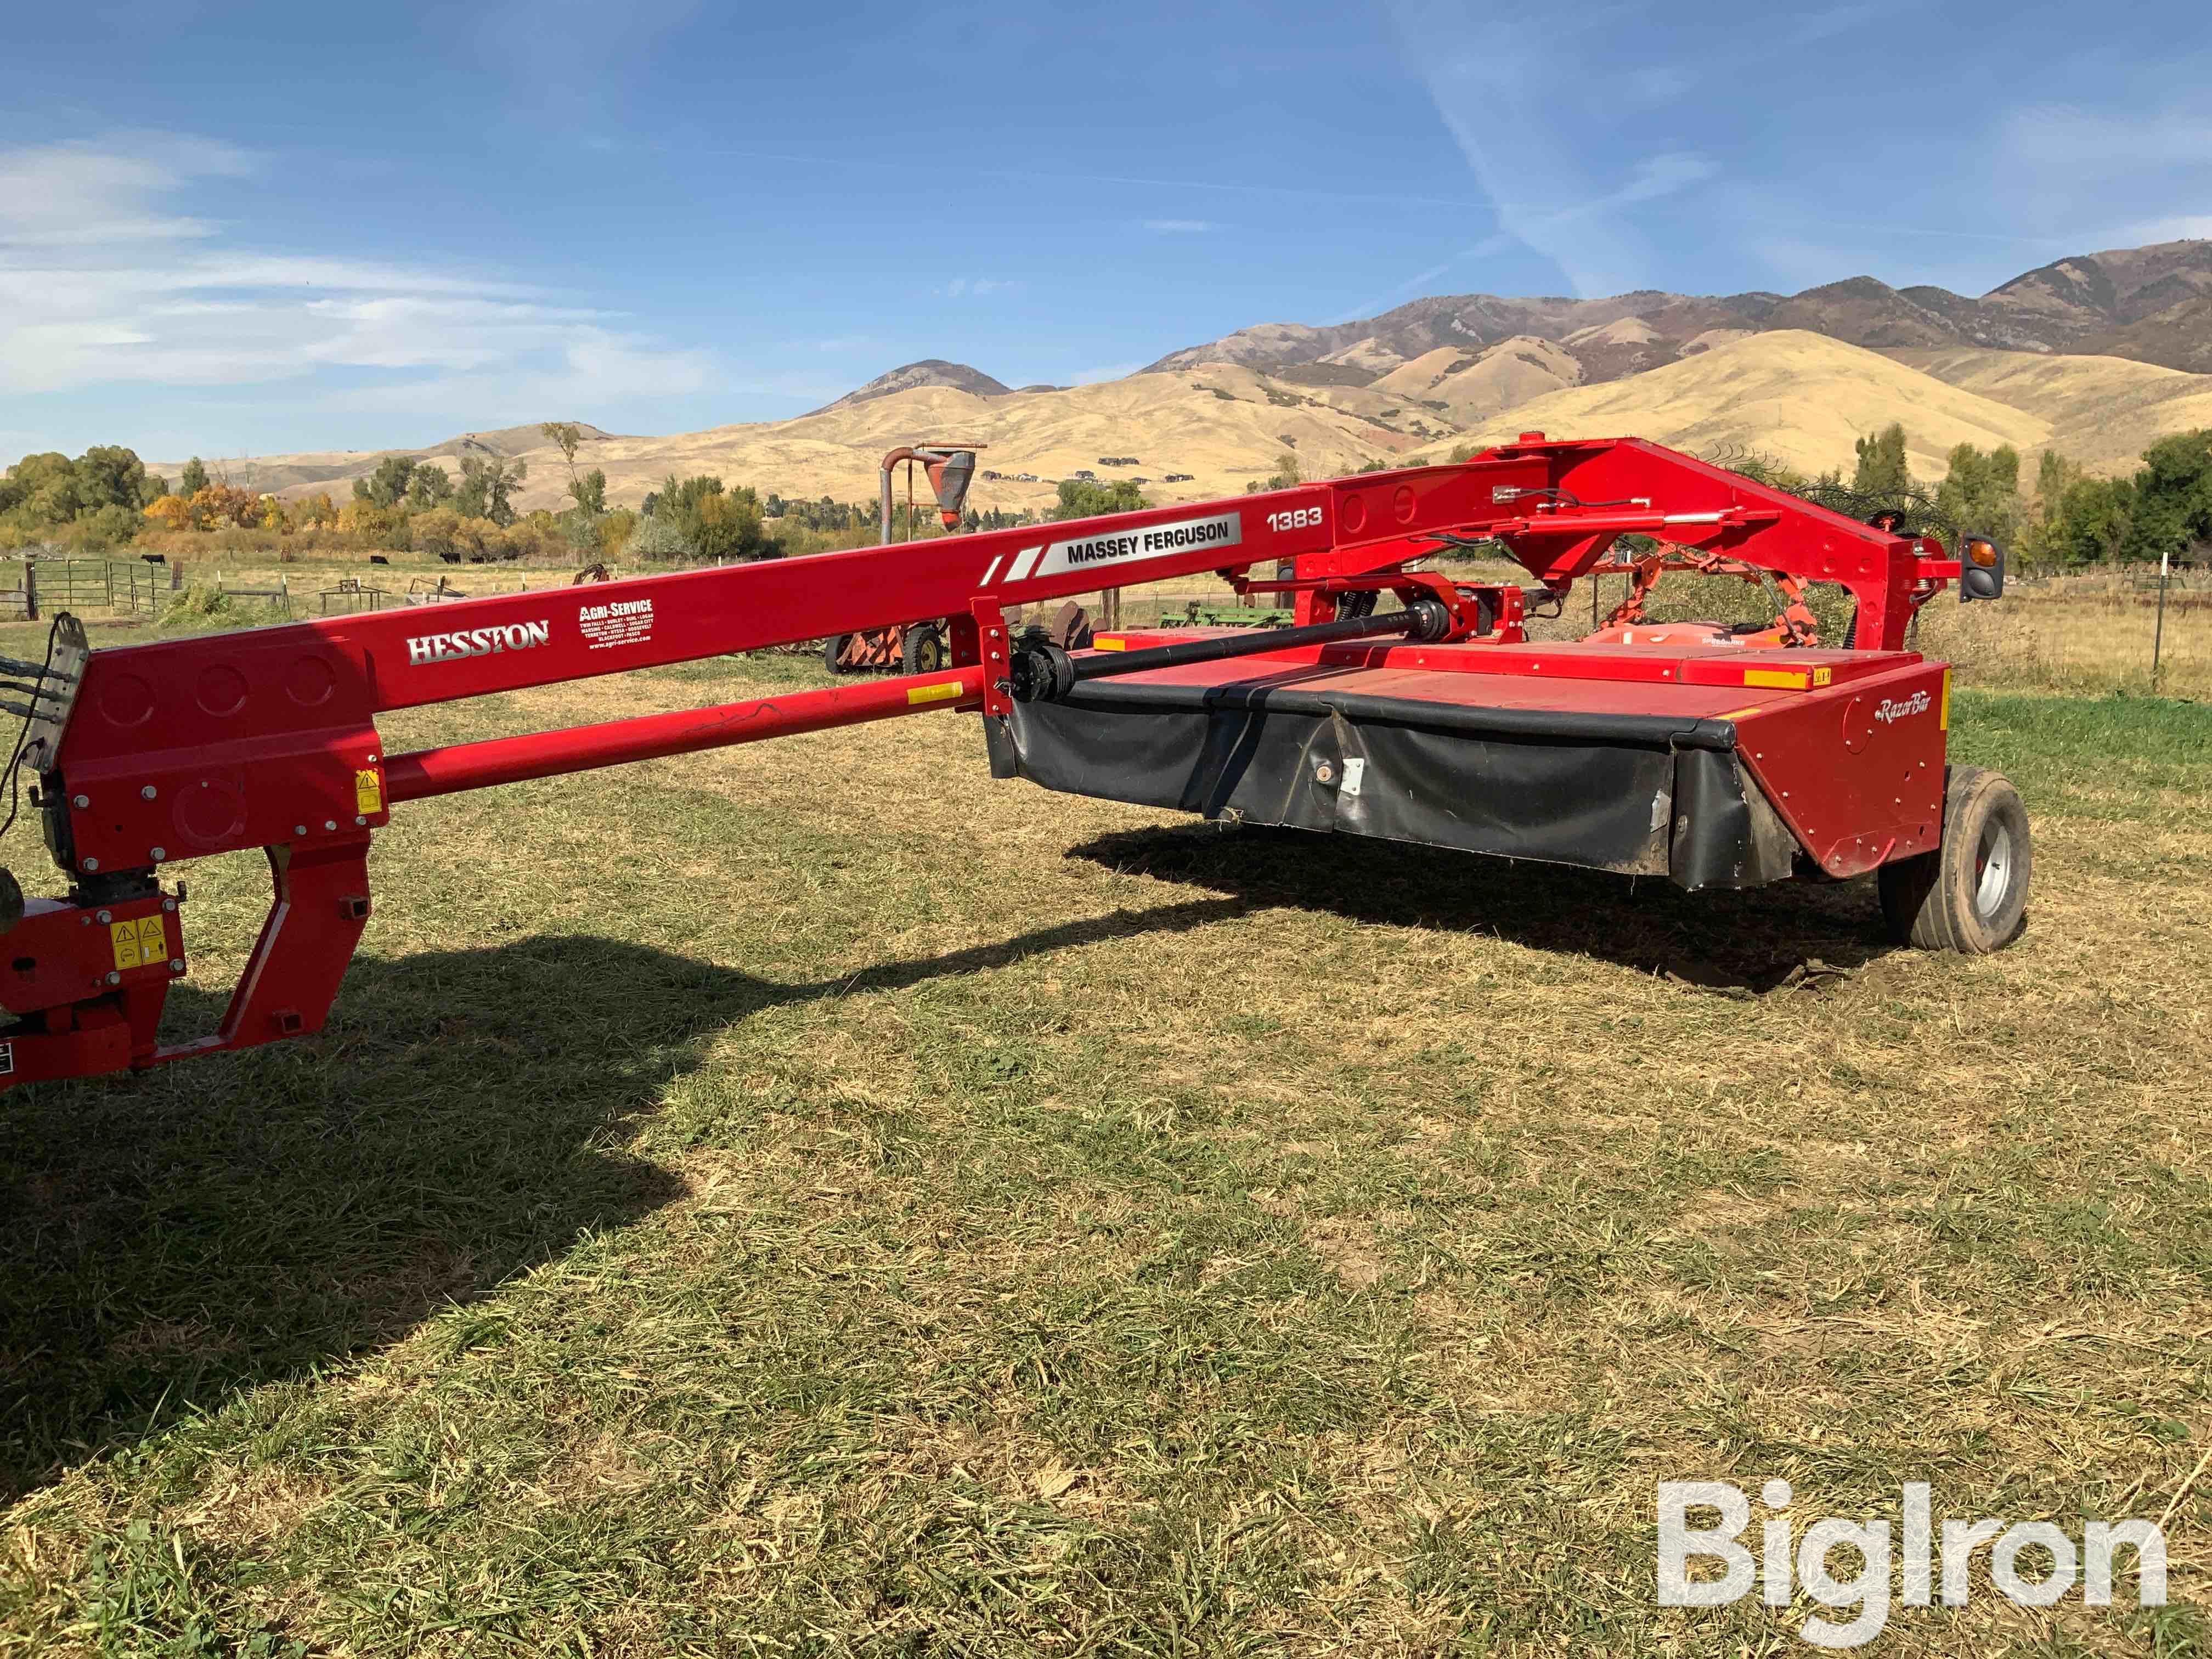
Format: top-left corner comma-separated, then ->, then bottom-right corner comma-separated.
578,595 -> 654,651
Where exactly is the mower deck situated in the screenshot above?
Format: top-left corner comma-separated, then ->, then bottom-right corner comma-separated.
1001,630 -> 1953,890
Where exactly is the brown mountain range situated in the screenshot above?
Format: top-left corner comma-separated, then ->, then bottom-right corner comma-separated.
149,239 -> 2211,518
1145,238 -> 2212,386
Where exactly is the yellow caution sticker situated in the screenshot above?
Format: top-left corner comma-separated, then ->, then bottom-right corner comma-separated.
1813,665 -> 1833,686
906,680 -> 964,707
1743,668 -> 1809,690
1939,669 -> 1951,731
1093,637 -> 1129,651
355,768 -> 383,816
109,915 -> 167,972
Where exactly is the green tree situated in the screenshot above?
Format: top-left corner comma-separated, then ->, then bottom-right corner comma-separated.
540,421 -> 584,484
2,453 -> 82,527
408,464 -> 454,508
178,456 -> 210,496
2046,476 -> 2134,566
1852,423 -> 1911,495
649,473 -> 768,560
1934,443 -> 2022,545
455,455 -> 527,525
1246,452 -> 1301,494
1046,478 -> 1148,520
625,515 -> 695,561
2124,431 -> 2212,563
355,454 -> 419,509
75,444 -> 152,512
2033,449 -> 2079,512
568,467 -> 607,515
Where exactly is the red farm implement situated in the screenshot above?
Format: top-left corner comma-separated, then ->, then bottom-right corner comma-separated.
0,433 -> 2023,1091
821,442 -> 981,676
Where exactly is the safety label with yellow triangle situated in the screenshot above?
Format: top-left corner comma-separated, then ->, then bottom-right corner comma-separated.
109,915 -> 170,972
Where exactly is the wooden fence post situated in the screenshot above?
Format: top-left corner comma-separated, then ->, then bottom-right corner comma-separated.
23,561 -> 37,623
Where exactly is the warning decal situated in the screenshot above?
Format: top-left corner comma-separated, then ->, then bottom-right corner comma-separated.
109,915 -> 167,971
355,769 -> 383,815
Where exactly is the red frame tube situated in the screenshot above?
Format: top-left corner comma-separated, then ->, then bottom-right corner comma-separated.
383,668 -> 984,802
0,436 -> 1966,1090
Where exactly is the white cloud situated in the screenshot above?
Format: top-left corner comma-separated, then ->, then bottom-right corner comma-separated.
940,276 -> 1026,299
0,131 -> 714,409
1142,219 -> 1217,233
2000,105 -> 2212,169
0,132 -> 252,247
1383,0 -> 1718,297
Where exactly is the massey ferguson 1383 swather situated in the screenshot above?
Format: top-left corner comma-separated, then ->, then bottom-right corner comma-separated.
0,433 -> 2025,1090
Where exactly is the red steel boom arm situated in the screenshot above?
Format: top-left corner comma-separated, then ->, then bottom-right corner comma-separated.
0,437 -> 1957,1088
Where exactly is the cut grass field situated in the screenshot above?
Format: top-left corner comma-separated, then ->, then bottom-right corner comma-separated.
1,635 -> 2208,1654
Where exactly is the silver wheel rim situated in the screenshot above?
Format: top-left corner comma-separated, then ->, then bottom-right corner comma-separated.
1973,820 -> 2014,917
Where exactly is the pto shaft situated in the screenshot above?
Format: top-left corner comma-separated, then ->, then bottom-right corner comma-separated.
1009,599 -> 1451,702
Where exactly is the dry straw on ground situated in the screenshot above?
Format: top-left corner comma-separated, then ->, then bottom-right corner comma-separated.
0,621 -> 2205,1655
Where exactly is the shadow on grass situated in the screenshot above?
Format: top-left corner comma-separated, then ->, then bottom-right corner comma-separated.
0,900 -> 1249,1502
1066,821 -> 1900,991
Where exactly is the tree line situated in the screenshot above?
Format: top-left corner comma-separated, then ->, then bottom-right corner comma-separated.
1725,422 -> 2212,568
12,422 -> 2206,568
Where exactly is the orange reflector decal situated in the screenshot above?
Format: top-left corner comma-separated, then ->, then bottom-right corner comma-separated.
1939,669 -> 1951,731
1093,637 -> 1129,651
906,680 -> 964,707
1743,668 -> 1809,690
1718,706 -> 1766,721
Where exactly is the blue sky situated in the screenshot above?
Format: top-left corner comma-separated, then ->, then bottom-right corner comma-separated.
3,0 -> 2207,462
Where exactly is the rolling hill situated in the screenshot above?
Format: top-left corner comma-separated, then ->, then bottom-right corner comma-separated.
1413,332 -> 2050,477
1149,239 -> 2212,391
141,236 -> 2212,518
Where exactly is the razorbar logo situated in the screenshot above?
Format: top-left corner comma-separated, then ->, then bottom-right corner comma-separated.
1873,690 -> 1933,725
404,619 -> 552,667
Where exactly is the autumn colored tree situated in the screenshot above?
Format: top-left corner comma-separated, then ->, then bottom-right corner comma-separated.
143,494 -> 194,531
336,499 -> 394,539
188,484 -> 263,528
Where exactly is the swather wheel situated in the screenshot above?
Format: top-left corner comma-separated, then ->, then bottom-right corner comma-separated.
1877,765 -> 2030,952
902,622 -> 947,675
822,633 -> 854,674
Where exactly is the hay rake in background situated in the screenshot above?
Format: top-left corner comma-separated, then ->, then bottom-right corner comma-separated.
0,433 -> 2025,1090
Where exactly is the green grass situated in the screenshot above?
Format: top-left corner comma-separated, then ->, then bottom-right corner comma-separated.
1,658 -> 2207,1655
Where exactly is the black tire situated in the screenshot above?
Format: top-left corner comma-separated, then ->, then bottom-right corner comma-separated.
901,622 -> 947,675
822,633 -> 854,674
1877,766 -> 2030,952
